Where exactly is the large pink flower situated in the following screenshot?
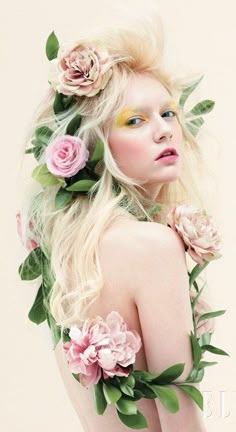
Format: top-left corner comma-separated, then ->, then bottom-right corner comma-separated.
167,205 -> 222,266
190,288 -> 216,338
63,311 -> 142,387
16,211 -> 39,252
45,135 -> 89,178
49,41 -> 113,97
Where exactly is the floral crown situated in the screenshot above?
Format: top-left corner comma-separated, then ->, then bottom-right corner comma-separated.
25,31 -> 215,212
16,32 -> 228,430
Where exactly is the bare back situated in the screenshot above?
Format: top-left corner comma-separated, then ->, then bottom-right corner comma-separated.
54,217 -> 162,432
54,216 -> 206,432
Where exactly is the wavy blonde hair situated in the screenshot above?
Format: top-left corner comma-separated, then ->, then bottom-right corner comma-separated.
20,14 -> 211,332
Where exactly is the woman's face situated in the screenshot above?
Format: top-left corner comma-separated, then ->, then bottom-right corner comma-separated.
108,73 -> 183,199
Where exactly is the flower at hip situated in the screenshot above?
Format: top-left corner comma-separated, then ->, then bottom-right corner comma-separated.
63,311 -> 142,387
49,40 -> 113,97
167,205 -> 222,266
45,135 -> 89,178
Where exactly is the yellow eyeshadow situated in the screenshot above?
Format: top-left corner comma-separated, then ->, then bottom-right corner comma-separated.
115,109 -> 138,127
167,101 -> 178,112
114,102 -> 178,127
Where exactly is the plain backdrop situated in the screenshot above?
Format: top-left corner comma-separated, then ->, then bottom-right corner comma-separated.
1,0 -> 236,431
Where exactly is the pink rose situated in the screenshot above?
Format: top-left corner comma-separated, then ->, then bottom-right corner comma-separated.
45,135 -> 89,178
167,205 -> 222,266
190,288 -> 216,338
63,311 -> 142,387
16,211 -> 39,252
49,41 -> 113,97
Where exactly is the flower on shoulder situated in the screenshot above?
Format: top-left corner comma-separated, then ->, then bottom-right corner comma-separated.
45,135 -> 89,178
167,204 -> 222,266
49,40 -> 113,97
63,311 -> 142,387
16,211 -> 39,252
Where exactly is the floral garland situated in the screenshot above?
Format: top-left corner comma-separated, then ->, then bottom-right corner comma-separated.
16,31 -> 228,430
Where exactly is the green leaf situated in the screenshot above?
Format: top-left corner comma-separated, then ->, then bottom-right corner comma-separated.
120,374 -> 135,388
186,122 -> 199,137
42,256 -> 55,291
55,187 -> 73,209
62,328 -> 71,343
151,385 -> 179,413
117,410 -> 148,429
197,309 -> 226,324
185,366 -> 199,382
179,75 -> 204,108
192,368 -> 205,383
66,179 -> 97,192
47,312 -> 62,348
65,114 -> 82,135
93,380 -> 107,415
151,363 -> 185,384
198,361 -> 218,370
35,126 -> 53,144
53,92 -> 74,115
28,284 -> 47,324
137,382 -> 157,399
25,148 -> 35,154
201,344 -> 229,356
147,203 -> 162,218
187,100 -> 215,117
18,247 -> 42,280
32,164 -> 61,187
133,370 -> 159,382
72,373 -> 80,383
191,283 -> 206,310
190,331 -> 202,368
33,145 -> 46,161
177,384 -> 203,410
189,261 -> 209,287
46,31 -> 59,60
90,139 -> 104,161
189,117 -> 204,127
120,384 -> 134,397
199,332 -> 211,347
103,382 -> 122,404
115,397 -> 137,415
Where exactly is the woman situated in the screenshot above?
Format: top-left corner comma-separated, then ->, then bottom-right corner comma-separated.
18,14 -> 218,432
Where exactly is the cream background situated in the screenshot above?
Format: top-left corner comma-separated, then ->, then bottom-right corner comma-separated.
1,0 -> 235,430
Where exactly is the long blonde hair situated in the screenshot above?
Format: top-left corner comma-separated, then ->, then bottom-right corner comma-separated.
19,14 -> 211,331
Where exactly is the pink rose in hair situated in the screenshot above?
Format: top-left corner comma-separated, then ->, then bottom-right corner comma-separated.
49,41 -> 113,97
190,288 -> 216,338
167,205 -> 222,266
45,135 -> 89,178
16,212 -> 39,252
63,311 -> 142,387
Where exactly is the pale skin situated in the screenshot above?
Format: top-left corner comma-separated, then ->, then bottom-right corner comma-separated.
54,74 -> 207,431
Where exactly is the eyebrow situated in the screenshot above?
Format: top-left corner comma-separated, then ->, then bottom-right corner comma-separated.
128,99 -> 177,112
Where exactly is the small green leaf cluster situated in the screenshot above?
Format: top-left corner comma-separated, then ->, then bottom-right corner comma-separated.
93,363 -> 203,429
18,246 -> 62,348
178,75 -> 215,137
185,261 -> 229,388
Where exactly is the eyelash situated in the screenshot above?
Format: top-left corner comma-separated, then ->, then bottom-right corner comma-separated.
126,110 -> 177,126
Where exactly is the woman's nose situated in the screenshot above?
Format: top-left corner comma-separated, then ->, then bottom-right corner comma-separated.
153,117 -> 173,144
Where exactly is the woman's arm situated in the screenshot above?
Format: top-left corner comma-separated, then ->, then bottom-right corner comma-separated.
131,222 -> 207,432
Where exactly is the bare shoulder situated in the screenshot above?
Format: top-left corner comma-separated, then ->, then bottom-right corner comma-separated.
99,218 -> 186,296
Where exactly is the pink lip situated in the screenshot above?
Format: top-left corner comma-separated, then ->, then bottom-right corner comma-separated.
156,154 -> 179,163
155,147 -> 178,161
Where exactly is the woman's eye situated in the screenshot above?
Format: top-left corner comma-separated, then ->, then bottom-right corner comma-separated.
162,110 -> 177,118
126,117 -> 143,126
